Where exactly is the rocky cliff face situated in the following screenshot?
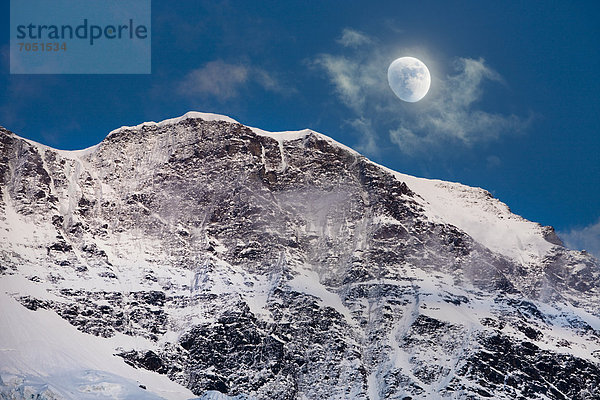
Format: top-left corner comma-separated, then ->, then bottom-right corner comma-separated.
1,112 -> 599,399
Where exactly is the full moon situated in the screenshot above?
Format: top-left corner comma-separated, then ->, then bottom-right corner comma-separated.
387,57 -> 431,102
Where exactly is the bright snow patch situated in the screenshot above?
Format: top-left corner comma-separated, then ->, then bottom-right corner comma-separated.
0,290 -> 195,400
391,172 -> 555,265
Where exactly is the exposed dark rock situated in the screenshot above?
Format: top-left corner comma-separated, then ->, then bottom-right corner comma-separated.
1,116 -> 599,399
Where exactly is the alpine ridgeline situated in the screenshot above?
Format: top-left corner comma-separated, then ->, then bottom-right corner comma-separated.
1,112 -> 599,400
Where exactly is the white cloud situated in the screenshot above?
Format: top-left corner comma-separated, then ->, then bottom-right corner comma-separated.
403,57 -> 530,148
313,55 -> 370,111
560,219 -> 600,260
337,29 -> 372,48
253,68 -> 290,94
313,32 -> 531,155
179,60 -> 248,100
178,60 -> 287,101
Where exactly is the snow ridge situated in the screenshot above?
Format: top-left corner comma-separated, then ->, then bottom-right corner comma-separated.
102,110 -> 558,266
1,113 -> 598,399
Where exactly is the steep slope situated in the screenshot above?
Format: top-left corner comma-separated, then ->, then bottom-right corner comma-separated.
0,113 -> 599,399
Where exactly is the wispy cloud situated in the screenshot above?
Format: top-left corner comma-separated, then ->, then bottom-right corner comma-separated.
314,55 -> 364,111
392,57 -> 531,150
313,30 -> 532,155
337,29 -> 372,48
178,60 -> 288,101
560,219 -> 600,260
178,60 -> 249,100
253,68 -> 288,94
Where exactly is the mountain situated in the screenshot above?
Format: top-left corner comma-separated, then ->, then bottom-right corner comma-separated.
0,112 -> 599,400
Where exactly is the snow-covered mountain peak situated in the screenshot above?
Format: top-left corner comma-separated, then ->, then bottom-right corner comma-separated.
1,114 -> 599,399
107,111 -> 240,137
105,111 -> 360,157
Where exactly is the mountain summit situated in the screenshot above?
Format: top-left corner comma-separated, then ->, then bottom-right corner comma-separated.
0,113 -> 599,399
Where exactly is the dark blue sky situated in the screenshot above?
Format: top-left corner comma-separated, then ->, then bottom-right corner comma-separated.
1,1 -> 599,254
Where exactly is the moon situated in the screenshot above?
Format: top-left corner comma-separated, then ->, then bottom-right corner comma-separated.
387,57 -> 431,102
